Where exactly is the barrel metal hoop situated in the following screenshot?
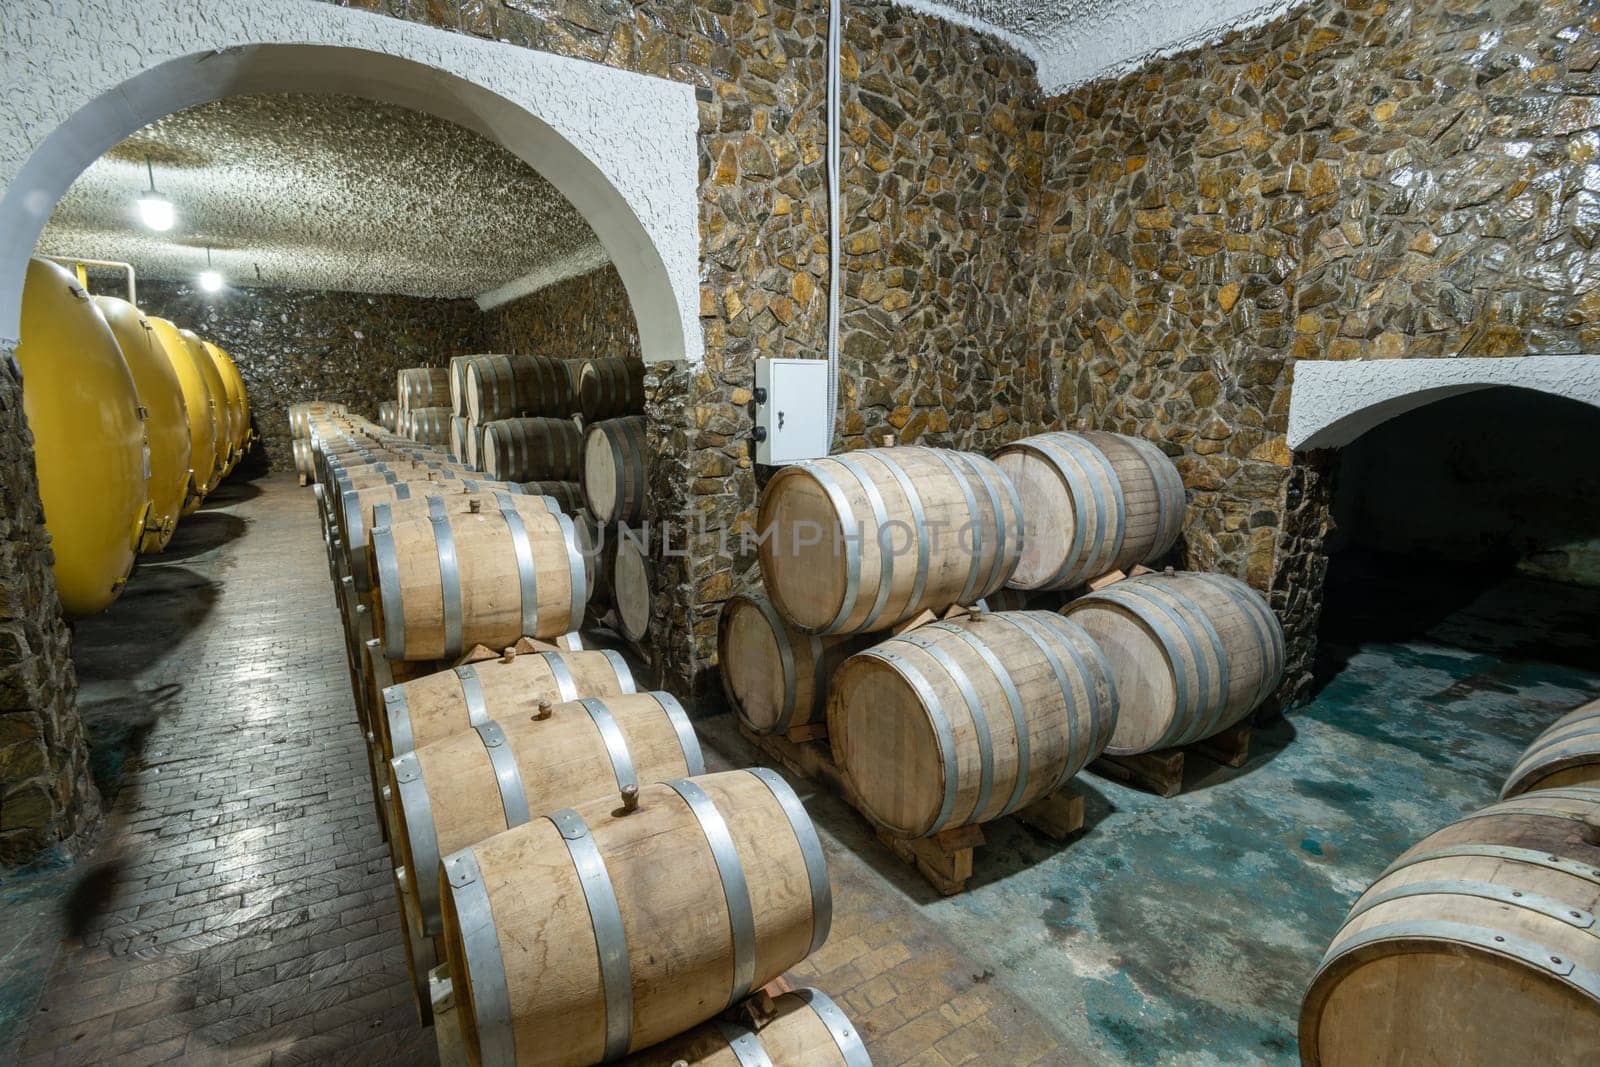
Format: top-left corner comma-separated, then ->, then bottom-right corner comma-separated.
863,647 -> 960,836
473,719 -> 532,828
897,632 -> 993,826
1312,919 -> 1600,1001
1031,437 -> 1108,587
798,462 -> 861,634
962,452 -> 1015,599
543,653 -> 579,703
1190,572 -> 1284,706
798,988 -> 873,1067
1079,584 -> 1198,749
874,452 -> 931,615
427,496 -> 447,522
999,612 -> 1082,796
1347,877 -> 1595,931
752,593 -> 800,732
382,680 -> 417,754
746,767 -> 832,955
714,1020 -> 775,1067
552,509 -> 587,633
454,664 -> 490,727
655,692 -> 706,776
1453,803 -> 1600,826
441,849 -> 518,1067
832,454 -> 896,632
1039,612 -> 1120,758
394,751 -> 446,934
931,621 -> 1031,817
1186,572 -> 1276,710
372,524 -> 406,659
599,650 -> 638,694
1513,720 -> 1600,769
548,808 -> 633,1061
581,698 -> 640,794
1131,578 -> 1231,739
1380,842 -> 1600,884
926,448 -> 986,606
666,778 -> 757,1007
1124,435 -> 1185,557
340,490 -> 366,584
431,513 -> 464,659
496,495 -> 541,641
396,482 -> 414,500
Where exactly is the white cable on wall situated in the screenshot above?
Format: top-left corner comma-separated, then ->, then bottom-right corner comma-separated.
825,0 -> 842,453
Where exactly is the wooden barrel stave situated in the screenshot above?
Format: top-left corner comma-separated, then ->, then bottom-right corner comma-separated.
408,406 -> 453,447
758,446 -> 1024,636
1503,699 -> 1600,798
380,648 -> 636,758
399,367 -> 451,414
577,357 -> 646,420
583,416 -> 648,525
440,768 -> 831,1065
518,480 -> 584,514
370,504 -> 589,660
482,417 -> 584,483
828,609 -> 1117,837
718,593 -> 873,736
391,691 -> 703,936
612,530 -> 653,642
624,987 -> 868,1066
378,401 -> 399,433
1300,787 -> 1600,1066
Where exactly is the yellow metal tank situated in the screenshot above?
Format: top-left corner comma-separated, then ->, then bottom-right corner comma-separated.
203,341 -> 246,468
16,257 -> 151,618
95,296 -> 192,553
148,316 -> 218,508
213,345 -> 252,454
180,328 -> 233,482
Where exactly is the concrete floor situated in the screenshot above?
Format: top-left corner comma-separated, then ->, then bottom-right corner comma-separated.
1,473 -> 1596,1065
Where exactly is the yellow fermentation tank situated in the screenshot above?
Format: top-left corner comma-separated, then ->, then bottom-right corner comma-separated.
213,344 -> 252,453
203,340 -> 247,467
95,296 -> 192,553
16,257 -> 151,617
148,316 -> 218,508
180,328 -> 233,481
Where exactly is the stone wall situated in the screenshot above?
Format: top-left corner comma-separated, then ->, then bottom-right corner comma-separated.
1027,0 -> 1600,706
480,265 -> 642,364
138,281 -> 485,472
0,347 -> 99,865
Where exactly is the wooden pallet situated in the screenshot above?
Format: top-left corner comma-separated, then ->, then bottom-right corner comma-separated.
739,724 -> 1085,896
1090,721 -> 1253,798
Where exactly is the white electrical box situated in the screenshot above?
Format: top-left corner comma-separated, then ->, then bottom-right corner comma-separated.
754,358 -> 830,465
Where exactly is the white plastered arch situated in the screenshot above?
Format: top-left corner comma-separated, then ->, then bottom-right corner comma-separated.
0,0 -> 703,367
1289,356 -> 1600,450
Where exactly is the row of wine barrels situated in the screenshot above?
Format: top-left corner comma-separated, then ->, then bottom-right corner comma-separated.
518,479 -> 584,514
440,768 -> 831,1066
1301,787 -> 1600,1065
406,406 -> 453,447
578,356 -> 646,420
1063,571 -> 1284,754
341,484 -> 530,592
583,415 -> 648,525
1503,698 -> 1600,798
390,691 -> 703,935
464,353 -> 577,422
758,446 -> 1023,636
829,609 -> 1116,838
719,593 -> 875,737
994,430 -> 1186,591
627,988 -> 870,1066
379,401 -> 398,433
289,400 -> 343,439
370,502 -> 591,659
481,416 -> 583,482
398,366 -> 451,413
381,647 -> 635,759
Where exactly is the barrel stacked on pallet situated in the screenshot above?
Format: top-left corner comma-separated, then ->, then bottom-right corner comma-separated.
575,362 -> 651,647
724,432 -> 1286,892
291,405 -> 866,1065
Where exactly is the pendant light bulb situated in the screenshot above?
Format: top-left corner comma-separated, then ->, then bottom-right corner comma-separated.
198,246 -> 223,293
137,155 -> 174,232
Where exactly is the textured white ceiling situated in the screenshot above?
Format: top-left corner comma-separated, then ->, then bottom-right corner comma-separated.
896,0 -> 1305,92
37,93 -> 606,299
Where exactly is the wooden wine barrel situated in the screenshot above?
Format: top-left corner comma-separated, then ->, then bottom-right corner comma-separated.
1063,572 -> 1283,754
465,354 -> 577,422
408,406 -> 453,447
449,415 -> 470,461
381,648 -> 636,758
379,401 -> 399,433
398,366 -> 451,413
463,417 -> 482,470
583,416 -> 648,525
292,439 -> 317,485
612,530 -> 652,641
440,767 -> 832,1066
330,463 -> 458,495
1300,787 -> 1600,1066
627,987 -> 870,1066
1503,698 -> 1600,798
340,484 -> 528,591
719,593 -> 873,737
370,503 -> 590,659
449,354 -> 471,416
829,610 -> 1116,838
577,356 -> 646,420
394,863 -> 444,1026
518,480 -> 583,514
758,446 -> 1023,636
480,417 -> 583,483
391,691 -> 704,935
993,430 -> 1186,591
288,400 -> 340,440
